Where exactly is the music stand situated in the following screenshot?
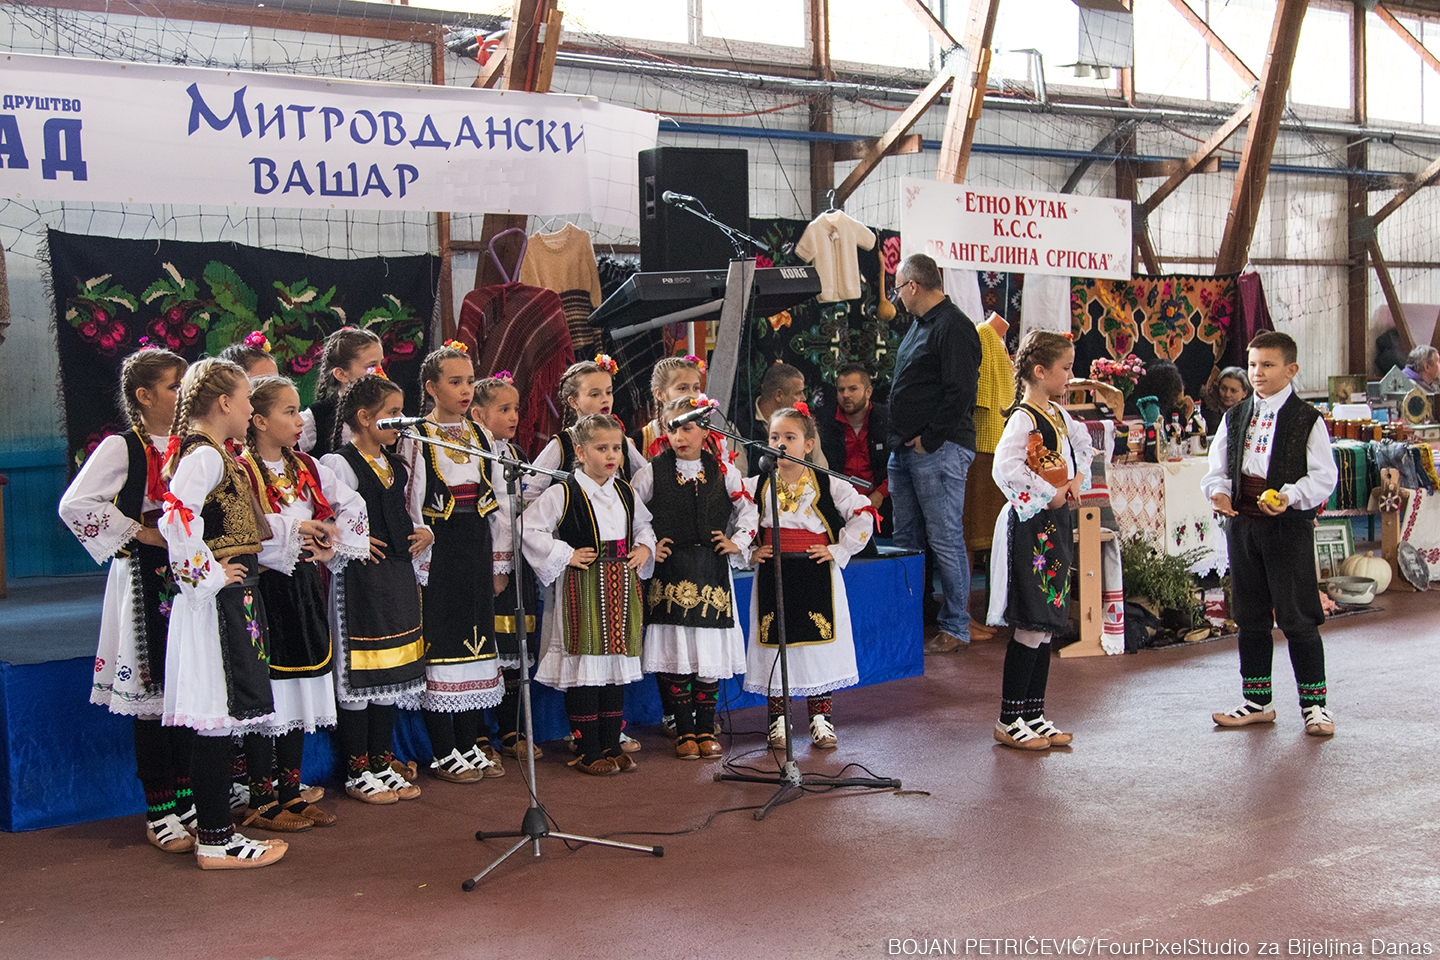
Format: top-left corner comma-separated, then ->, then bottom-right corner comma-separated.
392,427 -> 664,889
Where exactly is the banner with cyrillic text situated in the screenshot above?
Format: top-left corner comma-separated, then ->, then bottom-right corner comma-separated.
0,53 -> 656,230
899,178 -> 1132,281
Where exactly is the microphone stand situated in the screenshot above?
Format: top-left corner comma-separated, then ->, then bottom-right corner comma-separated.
392,427 -> 664,888
699,416 -> 902,820
665,196 -> 770,260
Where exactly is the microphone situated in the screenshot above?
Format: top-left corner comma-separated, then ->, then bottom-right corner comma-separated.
665,407 -> 713,431
662,190 -> 698,205
376,416 -> 428,431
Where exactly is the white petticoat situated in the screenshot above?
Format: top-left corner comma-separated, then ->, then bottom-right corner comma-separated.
91,558 -> 165,717
743,562 -> 858,697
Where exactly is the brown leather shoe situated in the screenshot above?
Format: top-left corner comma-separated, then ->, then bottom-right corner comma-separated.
611,753 -> 638,773
501,735 -> 544,761
299,784 -> 325,804
695,734 -> 722,760
240,801 -> 314,833
281,798 -> 338,827
924,631 -> 967,654
431,749 -> 483,784
675,735 -> 700,760
568,755 -> 619,776
389,758 -> 420,782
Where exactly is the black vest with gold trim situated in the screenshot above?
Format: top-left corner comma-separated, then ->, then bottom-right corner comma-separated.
417,420 -> 498,521
337,444 -> 414,562
554,428 -> 633,484
179,434 -> 265,559
758,468 -> 844,544
646,449 -> 735,628
556,475 -> 635,552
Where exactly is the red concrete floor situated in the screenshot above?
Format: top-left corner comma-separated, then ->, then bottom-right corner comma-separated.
2,594 -> 1438,960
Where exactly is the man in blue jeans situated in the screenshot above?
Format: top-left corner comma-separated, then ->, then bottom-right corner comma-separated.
888,254 -> 982,653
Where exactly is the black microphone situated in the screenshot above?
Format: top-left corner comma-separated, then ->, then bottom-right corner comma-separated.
661,190 -> 698,205
665,407 -> 712,431
376,416 -> 428,431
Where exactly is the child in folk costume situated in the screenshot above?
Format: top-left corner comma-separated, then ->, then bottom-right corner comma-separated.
634,355 -> 744,471
1202,332 -> 1338,736
521,414 -> 656,776
525,355 -> 649,502
472,373 -> 543,765
398,343 -> 507,783
633,396 -> 757,761
59,345 -> 197,854
159,359 -> 286,869
743,404 -> 876,751
985,331 -> 1092,751
234,377 -> 366,831
218,332 -> 280,379
299,327 -> 385,457
321,375 -> 432,804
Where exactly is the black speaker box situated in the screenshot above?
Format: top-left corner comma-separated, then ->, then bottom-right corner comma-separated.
639,147 -> 749,272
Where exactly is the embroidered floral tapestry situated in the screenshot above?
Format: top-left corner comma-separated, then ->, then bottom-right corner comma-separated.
1070,273 -> 1237,402
48,229 -> 437,471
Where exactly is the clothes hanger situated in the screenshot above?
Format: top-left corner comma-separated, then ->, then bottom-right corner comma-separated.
486,226 -> 528,284
823,188 -> 840,215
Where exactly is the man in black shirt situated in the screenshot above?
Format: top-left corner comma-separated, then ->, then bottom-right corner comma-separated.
888,254 -> 982,652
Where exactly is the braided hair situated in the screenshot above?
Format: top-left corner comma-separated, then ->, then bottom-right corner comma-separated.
557,360 -> 610,427
243,375 -> 299,456
217,341 -> 275,376
474,375 -> 519,409
165,357 -> 247,478
417,344 -> 474,415
335,374 -> 403,450
572,412 -> 625,446
1007,331 -> 1075,416
767,405 -> 818,463
118,346 -> 187,432
316,327 -> 383,401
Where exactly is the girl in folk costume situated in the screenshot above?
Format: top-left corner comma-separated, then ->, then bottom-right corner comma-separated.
320,375 -> 432,805
633,396 -> 758,761
471,373 -> 543,766
234,377 -> 366,831
299,327 -> 385,457
398,343 -> 507,783
524,355 -> 649,503
743,404 -> 876,751
985,331 -> 1092,751
521,414 -> 656,776
218,332 -> 280,379
159,358 -> 286,869
59,345 -> 198,853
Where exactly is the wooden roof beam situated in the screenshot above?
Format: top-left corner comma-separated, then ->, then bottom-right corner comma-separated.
1215,0 -> 1309,275
1163,0 -> 1258,86
1141,100 -> 1253,216
935,0 -> 1003,184
835,67 -> 954,204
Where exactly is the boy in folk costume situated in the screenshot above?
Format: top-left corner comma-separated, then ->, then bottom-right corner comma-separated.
522,414 -> 656,776
1202,332 -> 1338,736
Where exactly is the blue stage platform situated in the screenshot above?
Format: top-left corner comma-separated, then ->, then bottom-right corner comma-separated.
0,553 -> 923,831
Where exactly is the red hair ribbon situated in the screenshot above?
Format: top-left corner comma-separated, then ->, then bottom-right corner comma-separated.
793,400 -> 811,418
162,492 -> 193,536
161,435 -> 183,475
593,353 -> 618,375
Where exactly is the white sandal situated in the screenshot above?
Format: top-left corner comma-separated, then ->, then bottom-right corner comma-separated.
1302,704 -> 1335,736
374,766 -> 422,801
767,716 -> 788,748
809,714 -> 837,749
146,813 -> 196,853
345,770 -> 399,805
994,718 -> 1051,751
1029,715 -> 1073,746
461,745 -> 504,778
1212,700 -> 1276,727
195,831 -> 287,870
431,748 -> 483,784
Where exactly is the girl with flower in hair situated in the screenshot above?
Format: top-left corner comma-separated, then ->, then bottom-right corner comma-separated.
986,331 -> 1092,751
396,342 -> 508,783
218,332 -> 280,379
523,354 -> 649,504
634,355 -> 745,472
60,344 -> 196,855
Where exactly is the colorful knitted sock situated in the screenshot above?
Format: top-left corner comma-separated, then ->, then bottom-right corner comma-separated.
661,674 -> 695,736
1001,640 -> 1041,723
806,695 -> 832,718
367,702 -> 398,774
243,733 -> 276,809
274,730 -> 304,805
598,684 -> 626,757
1288,629 -> 1328,709
191,733 -> 236,844
693,678 -> 719,735
132,718 -> 175,821
767,696 -> 786,721
1237,629 -> 1275,706
565,686 -> 602,764
337,705 -> 369,777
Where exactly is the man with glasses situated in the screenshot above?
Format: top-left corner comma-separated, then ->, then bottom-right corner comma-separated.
888,254 -> 982,653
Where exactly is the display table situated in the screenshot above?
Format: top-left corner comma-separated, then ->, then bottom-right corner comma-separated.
1108,458 -> 1228,575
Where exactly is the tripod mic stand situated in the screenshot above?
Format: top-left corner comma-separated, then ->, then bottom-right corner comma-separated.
702,417 -> 901,820
393,427 -> 663,888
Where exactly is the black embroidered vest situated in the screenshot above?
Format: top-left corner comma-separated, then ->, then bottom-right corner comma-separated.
758,468 -> 844,543
1225,392 -> 1323,520
556,475 -> 635,552
649,449 -> 732,547
417,421 -> 497,521
1018,402 -> 1077,471
179,434 -> 264,559
338,444 -> 414,561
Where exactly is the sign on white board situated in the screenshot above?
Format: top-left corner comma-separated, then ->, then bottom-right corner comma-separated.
0,53 -> 657,230
899,178 -> 1132,281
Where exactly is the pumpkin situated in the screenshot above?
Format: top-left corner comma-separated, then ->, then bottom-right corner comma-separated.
1340,552 -> 1392,593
